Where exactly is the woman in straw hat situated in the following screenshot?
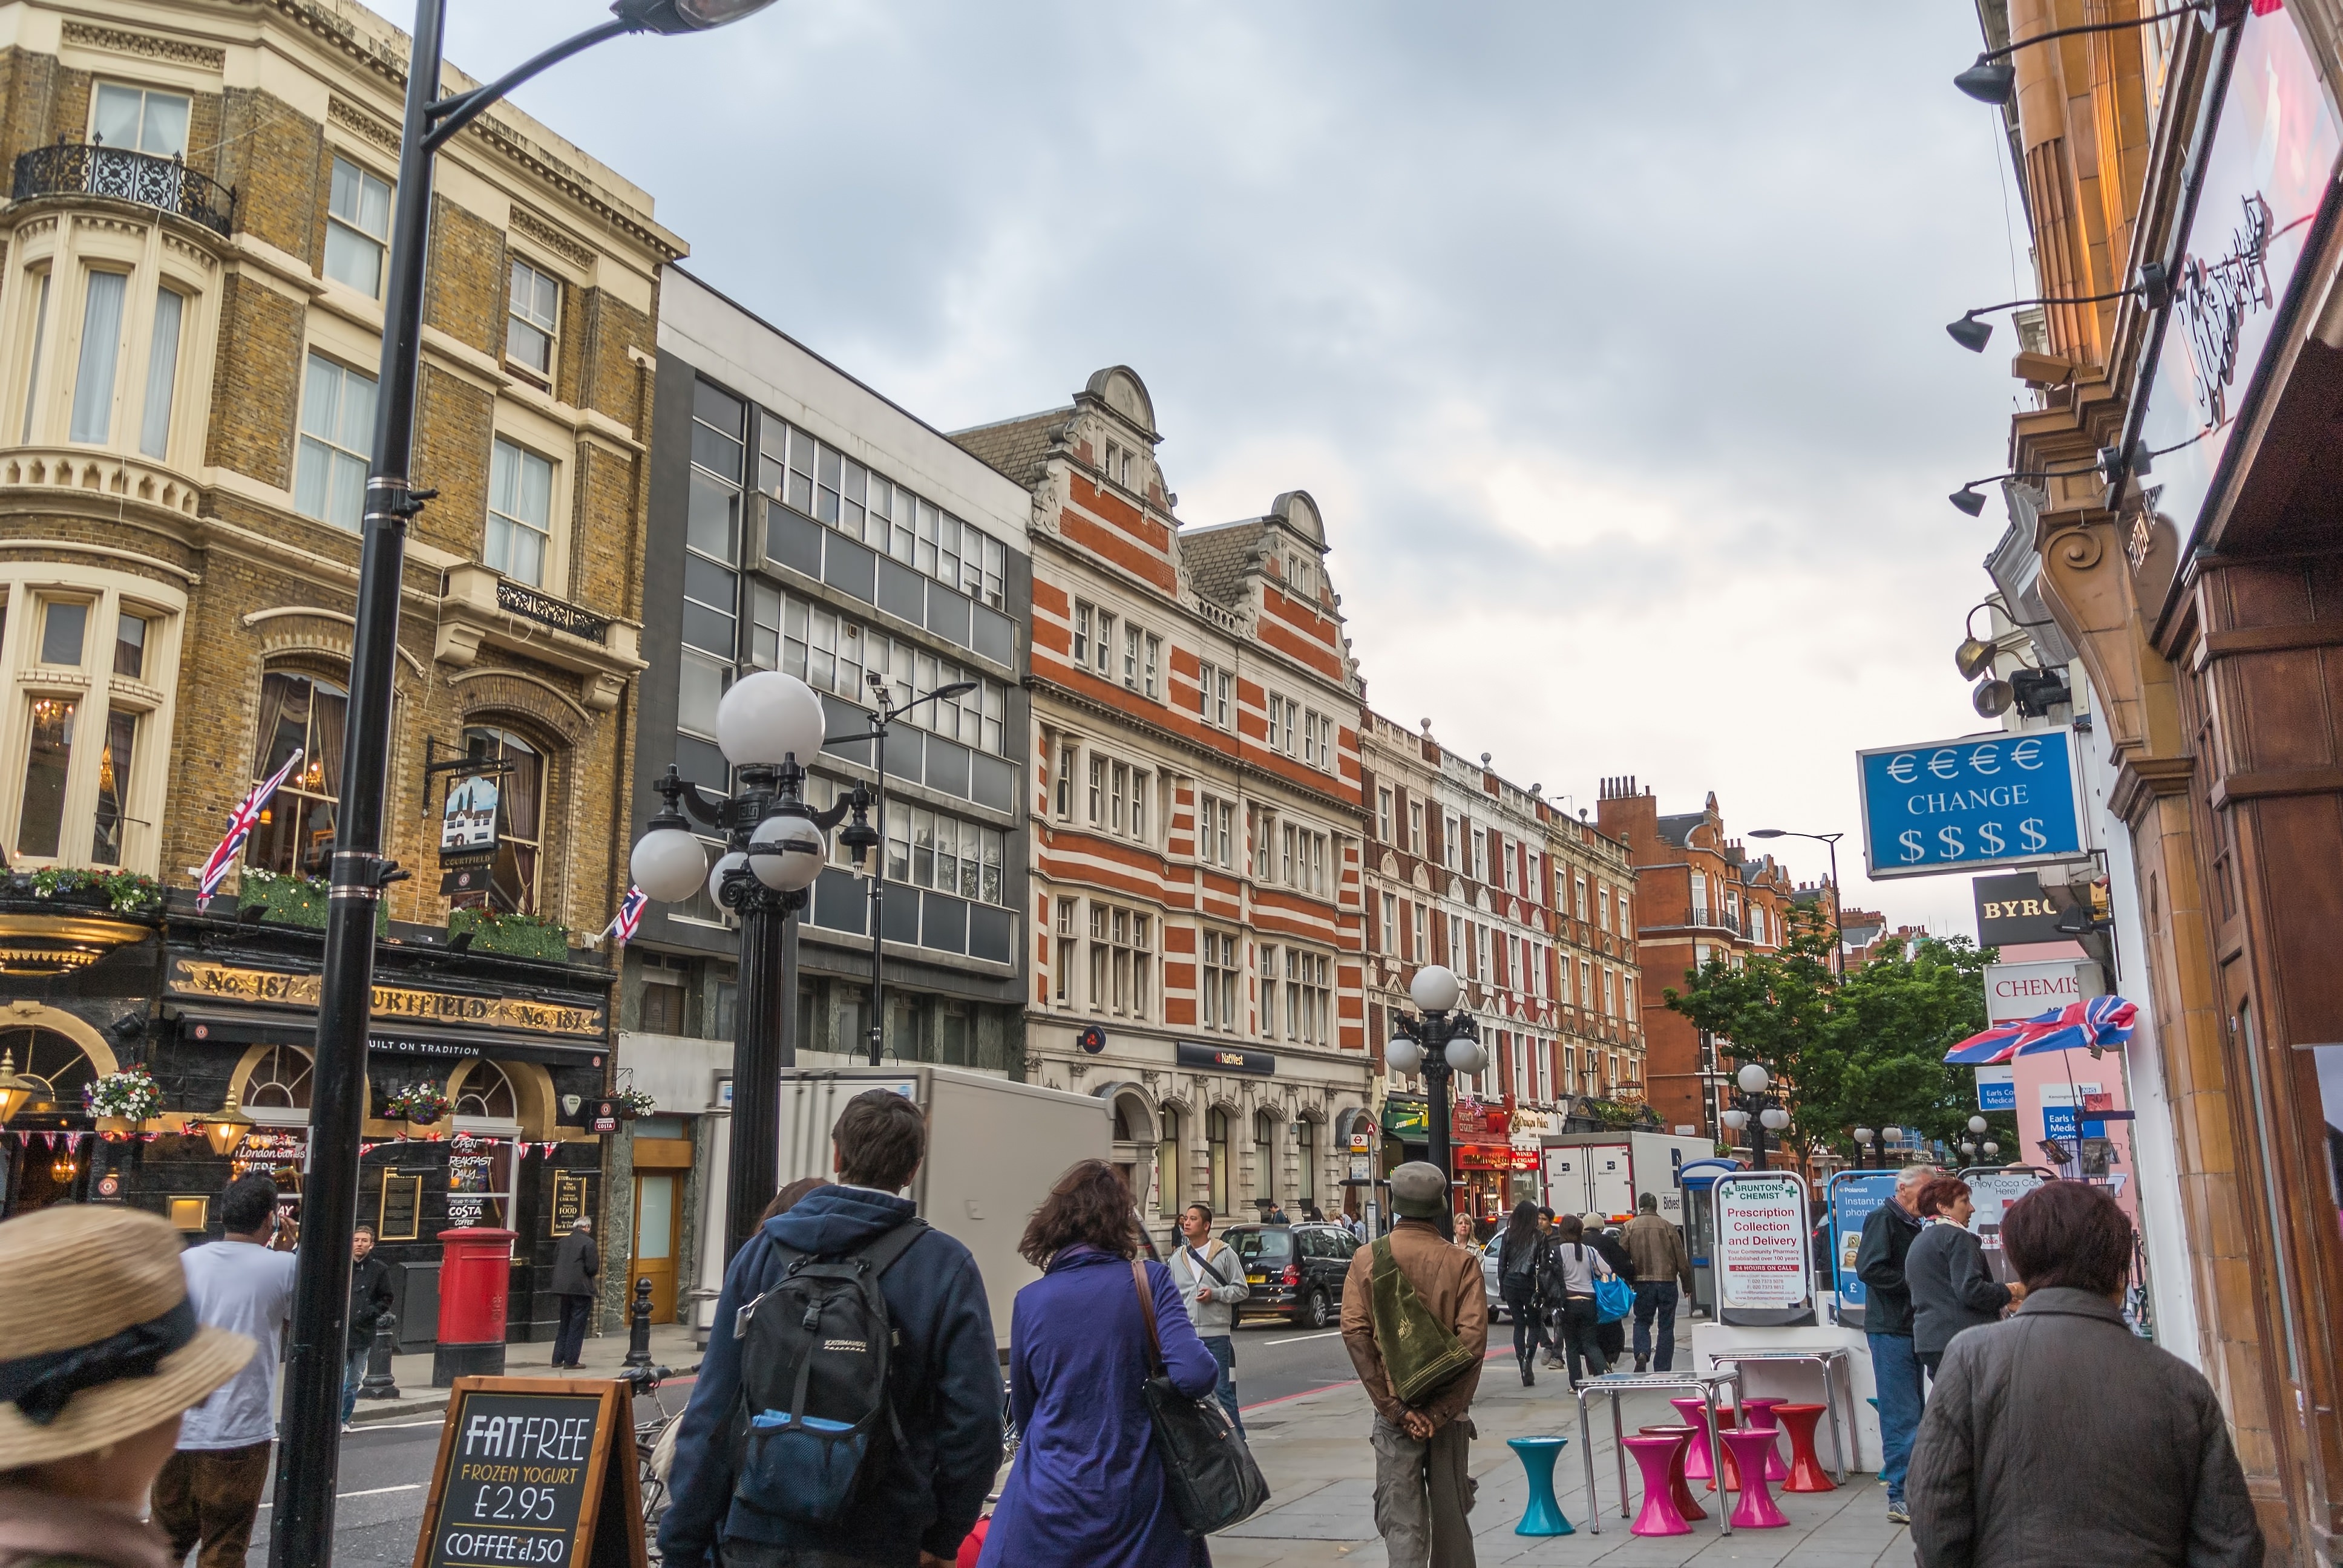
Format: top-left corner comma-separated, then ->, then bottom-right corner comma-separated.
0,1206 -> 255,1568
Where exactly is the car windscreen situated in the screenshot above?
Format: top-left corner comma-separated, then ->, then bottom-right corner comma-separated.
1230,1229 -> 1290,1262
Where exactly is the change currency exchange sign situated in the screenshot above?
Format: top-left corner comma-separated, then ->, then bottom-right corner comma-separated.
1856,728 -> 2085,880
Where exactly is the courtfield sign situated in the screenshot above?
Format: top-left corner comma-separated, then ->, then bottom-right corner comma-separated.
167,959 -> 605,1038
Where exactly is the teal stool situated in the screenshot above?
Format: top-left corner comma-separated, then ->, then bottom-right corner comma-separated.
1509,1435 -> 1574,1535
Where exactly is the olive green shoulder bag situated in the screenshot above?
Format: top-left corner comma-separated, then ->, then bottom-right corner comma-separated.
1368,1236 -> 1480,1405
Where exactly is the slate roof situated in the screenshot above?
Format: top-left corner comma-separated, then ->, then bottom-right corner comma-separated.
1183,520 -> 1265,608
949,408 -> 1068,489
1655,811 -> 1708,848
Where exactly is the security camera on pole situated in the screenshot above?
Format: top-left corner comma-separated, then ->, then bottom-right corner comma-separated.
1380,965 -> 1484,1190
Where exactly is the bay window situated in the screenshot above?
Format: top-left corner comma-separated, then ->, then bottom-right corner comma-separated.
67,270 -> 126,444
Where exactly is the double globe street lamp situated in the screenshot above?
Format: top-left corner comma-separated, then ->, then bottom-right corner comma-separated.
1718,1062 -> 1790,1169
274,5 -> 785,1567
1380,965 -> 1485,1187
1959,1114 -> 2002,1166
629,671 -> 845,1263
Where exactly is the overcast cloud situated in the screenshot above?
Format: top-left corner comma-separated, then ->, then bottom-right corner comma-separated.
448,1 -> 2034,936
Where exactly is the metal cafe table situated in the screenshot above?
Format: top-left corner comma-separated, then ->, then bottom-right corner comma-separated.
1700,1345 -> 1856,1481
1573,1368 -> 1742,1536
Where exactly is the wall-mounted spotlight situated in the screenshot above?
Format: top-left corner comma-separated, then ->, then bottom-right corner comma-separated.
1955,1 -> 2234,106
1947,460 -> 2104,515
1973,678 -> 2017,717
1948,264 -> 2169,352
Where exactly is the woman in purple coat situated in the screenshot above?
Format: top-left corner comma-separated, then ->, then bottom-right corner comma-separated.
978,1160 -> 1221,1568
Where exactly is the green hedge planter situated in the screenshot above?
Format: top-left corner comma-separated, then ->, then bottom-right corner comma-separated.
240,874 -> 388,934
447,907 -> 570,962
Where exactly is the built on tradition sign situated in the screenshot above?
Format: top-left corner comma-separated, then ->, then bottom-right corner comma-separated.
1856,730 -> 2085,880
1713,1172 -> 1813,1322
169,959 -> 605,1038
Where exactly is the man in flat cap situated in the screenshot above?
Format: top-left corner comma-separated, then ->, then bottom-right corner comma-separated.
1340,1161 -> 1488,1567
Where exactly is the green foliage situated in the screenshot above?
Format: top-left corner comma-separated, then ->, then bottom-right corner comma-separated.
447,907 -> 570,961
238,869 -> 388,933
1575,1096 -> 1653,1131
1662,907 -> 2017,1163
25,866 -> 163,913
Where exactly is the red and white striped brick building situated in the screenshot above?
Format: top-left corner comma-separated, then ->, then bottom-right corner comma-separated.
954,368 -> 1371,1244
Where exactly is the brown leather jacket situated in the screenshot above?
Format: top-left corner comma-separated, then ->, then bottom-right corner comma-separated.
1339,1218 -> 1487,1431
1620,1213 -> 1692,1291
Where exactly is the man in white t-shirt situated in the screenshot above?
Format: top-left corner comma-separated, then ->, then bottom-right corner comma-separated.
154,1172 -> 301,1568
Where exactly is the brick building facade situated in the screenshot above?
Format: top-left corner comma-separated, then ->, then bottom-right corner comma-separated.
1596,779 -> 1799,1154
0,0 -> 678,1346
954,368 -> 1372,1249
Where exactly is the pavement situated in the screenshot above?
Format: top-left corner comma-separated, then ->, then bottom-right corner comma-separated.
1208,1335 -> 1915,1568
345,1321 -> 706,1425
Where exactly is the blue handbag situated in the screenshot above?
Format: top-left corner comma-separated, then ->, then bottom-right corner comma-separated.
1594,1275 -> 1634,1324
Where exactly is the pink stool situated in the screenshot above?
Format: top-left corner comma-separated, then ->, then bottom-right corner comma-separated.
1707,1406 -> 1743,1491
1720,1429 -> 1791,1529
1775,1403 -> 1836,1492
1738,1396 -> 1790,1482
1624,1434 -> 1693,1536
1638,1425 -> 1708,1521
1667,1397 -> 1717,1483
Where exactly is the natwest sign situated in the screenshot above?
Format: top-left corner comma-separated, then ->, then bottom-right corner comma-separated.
1984,960 -> 2090,1024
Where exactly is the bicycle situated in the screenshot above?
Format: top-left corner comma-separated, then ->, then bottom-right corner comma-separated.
619,1361 -> 700,1552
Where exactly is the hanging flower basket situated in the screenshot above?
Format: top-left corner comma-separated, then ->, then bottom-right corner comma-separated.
85,1070 -> 162,1123
614,1088 -> 657,1119
384,1083 -> 450,1126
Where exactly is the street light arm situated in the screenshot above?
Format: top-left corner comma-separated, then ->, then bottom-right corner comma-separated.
823,682 -> 980,746
423,16 -> 640,153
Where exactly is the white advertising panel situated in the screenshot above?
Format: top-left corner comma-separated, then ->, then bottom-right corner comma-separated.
1714,1172 -> 1811,1311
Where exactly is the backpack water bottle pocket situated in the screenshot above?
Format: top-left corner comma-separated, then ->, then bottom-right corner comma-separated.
738,1411 -> 868,1525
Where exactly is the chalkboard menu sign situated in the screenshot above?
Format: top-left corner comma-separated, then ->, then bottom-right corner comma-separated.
380,1174 -> 423,1242
411,1379 -> 644,1568
550,1172 -> 594,1238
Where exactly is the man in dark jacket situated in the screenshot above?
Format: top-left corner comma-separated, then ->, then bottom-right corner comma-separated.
1620,1193 -> 1693,1373
1909,1180 -> 2261,1567
341,1223 -> 395,1429
660,1089 -> 1001,1568
549,1217 -> 599,1369
1855,1163 -> 1935,1524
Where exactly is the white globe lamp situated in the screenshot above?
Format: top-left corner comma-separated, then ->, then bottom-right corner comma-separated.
1882,1125 -> 1904,1143
716,670 -> 827,768
749,811 -> 827,892
632,825 -> 709,903
1444,1037 -> 1486,1074
1384,1036 -> 1424,1075
1852,1125 -> 1875,1146
1409,965 -> 1461,1014
1760,1106 -> 1790,1132
1968,1114 -> 1990,1135
706,849 -> 748,906
1720,1108 -> 1750,1131
1736,1063 -> 1771,1095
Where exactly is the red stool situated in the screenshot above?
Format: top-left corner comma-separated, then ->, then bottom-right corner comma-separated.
1666,1397 -> 1717,1483
1638,1425 -> 1709,1520
1774,1402 -> 1836,1492
1738,1396 -> 1790,1482
1624,1434 -> 1694,1536
1719,1429 -> 1791,1529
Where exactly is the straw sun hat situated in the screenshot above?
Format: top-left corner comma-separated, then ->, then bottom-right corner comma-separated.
0,1206 -> 254,1468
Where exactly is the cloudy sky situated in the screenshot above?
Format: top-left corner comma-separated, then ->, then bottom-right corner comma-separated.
452,1 -> 2032,936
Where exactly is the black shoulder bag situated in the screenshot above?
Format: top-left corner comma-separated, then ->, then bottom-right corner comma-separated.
1129,1259 -> 1270,1536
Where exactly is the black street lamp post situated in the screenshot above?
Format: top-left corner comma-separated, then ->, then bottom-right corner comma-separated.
1747,828 -> 1844,975
1718,1063 -> 1789,1169
1378,965 -> 1484,1193
270,6 -> 781,1568
822,675 -> 980,1066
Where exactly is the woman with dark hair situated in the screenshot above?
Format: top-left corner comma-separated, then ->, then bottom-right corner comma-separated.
1537,1213 -> 1616,1388
756,1175 -> 830,1225
1909,1181 -> 2261,1567
1494,1200 -> 1549,1385
978,1160 -> 1221,1568
1904,1175 -> 2017,1383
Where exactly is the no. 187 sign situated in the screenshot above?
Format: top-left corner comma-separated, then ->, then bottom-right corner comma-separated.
1856,728 -> 2085,880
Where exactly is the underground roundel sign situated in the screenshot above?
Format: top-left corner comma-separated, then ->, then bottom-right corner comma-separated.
1078,1025 -> 1108,1055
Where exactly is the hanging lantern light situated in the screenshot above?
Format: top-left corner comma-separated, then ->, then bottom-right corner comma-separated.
195,1091 -> 255,1158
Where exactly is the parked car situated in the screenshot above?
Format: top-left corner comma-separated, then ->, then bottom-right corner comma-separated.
1478,1241 -> 1510,1323
1226,1221 -> 1360,1327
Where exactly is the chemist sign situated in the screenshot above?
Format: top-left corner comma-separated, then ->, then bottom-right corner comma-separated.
1712,1171 -> 1815,1327
1856,728 -> 2085,880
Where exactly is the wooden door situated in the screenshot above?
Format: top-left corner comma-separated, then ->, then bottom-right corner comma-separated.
630,1172 -> 680,1322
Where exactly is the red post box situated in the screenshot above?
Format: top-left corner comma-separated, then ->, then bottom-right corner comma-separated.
432,1226 -> 514,1385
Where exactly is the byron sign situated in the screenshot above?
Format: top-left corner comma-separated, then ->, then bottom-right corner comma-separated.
1856,728 -> 2085,880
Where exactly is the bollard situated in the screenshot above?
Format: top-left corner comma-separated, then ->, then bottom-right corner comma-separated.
358,1310 -> 402,1400
623,1277 -> 654,1368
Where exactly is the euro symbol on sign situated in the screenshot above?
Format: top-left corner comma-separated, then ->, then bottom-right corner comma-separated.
1928,750 -> 1960,780
1887,754 -> 1919,784
1971,744 -> 1999,776
2011,739 -> 2043,771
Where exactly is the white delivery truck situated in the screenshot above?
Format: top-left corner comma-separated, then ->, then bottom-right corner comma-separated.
690,1065 -> 1110,1351
1538,1130 -> 1717,1226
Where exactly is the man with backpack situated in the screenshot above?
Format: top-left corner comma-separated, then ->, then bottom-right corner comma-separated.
1168,1201 -> 1250,1434
659,1089 -> 1002,1568
1339,1161 -> 1487,1568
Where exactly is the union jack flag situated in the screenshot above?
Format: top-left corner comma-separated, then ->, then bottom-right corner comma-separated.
604,884 -> 650,944
1943,995 -> 2137,1065
198,749 -> 305,906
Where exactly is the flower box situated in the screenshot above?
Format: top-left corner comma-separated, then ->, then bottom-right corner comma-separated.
239,871 -> 387,933
447,907 -> 570,962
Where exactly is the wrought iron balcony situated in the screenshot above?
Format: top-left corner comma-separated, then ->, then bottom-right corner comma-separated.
11,140 -> 235,237
496,578 -> 609,644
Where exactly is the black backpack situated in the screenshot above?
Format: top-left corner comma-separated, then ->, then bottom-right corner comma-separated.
727,1219 -> 926,1526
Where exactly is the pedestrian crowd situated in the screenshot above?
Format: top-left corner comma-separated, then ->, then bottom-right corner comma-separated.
0,1111 -> 2270,1568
